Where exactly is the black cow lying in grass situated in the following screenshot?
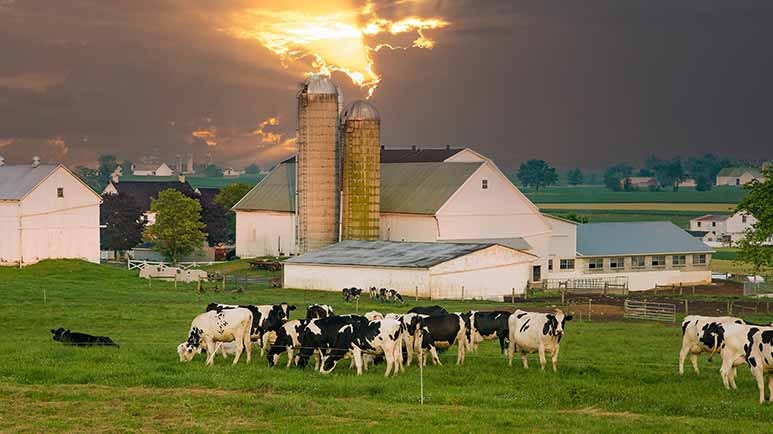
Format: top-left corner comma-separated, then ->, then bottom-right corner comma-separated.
50,328 -> 119,347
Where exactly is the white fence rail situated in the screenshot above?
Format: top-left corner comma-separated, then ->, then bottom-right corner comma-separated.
127,259 -> 222,271
624,299 -> 676,322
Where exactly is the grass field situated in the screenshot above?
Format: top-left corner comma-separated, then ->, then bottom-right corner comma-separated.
538,203 -> 735,212
2,260 -> 773,432
542,209 -> 709,228
523,185 -> 745,204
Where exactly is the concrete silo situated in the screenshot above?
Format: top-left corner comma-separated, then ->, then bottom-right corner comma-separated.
339,100 -> 381,241
296,75 -> 340,253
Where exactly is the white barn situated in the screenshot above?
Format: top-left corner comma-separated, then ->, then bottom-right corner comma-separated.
715,167 -> 763,186
0,160 -> 101,266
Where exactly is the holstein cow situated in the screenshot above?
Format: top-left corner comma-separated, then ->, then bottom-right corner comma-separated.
206,302 -> 296,355
180,307 -> 253,366
744,325 -> 773,403
407,305 -> 448,317
342,287 -> 362,303
365,311 -> 384,321
369,287 -> 378,300
411,313 -> 467,366
321,317 -> 405,376
297,315 -> 369,370
703,322 -> 757,390
463,311 -> 511,354
267,319 -> 309,368
306,304 -> 335,319
679,315 -> 745,375
508,309 -> 573,371
50,328 -> 118,347
388,289 -> 404,304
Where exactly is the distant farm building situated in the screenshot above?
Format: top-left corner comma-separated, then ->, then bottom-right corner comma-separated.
624,176 -> 657,188
689,212 -> 772,246
103,177 -> 197,225
131,162 -> 174,177
0,158 -> 101,265
715,167 -> 763,186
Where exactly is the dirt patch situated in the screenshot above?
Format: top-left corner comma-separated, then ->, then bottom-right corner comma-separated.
562,406 -> 642,419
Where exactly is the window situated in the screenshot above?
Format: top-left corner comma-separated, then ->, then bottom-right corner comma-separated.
693,254 -> 707,265
631,256 -> 645,268
482,179 -> 488,189
560,259 -> 575,270
609,257 -> 625,269
742,215 -> 748,223
712,221 -> 716,227
651,255 -> 665,267
588,258 -> 604,270
548,259 -> 553,271
56,187 -> 64,198
672,255 -> 686,267
697,221 -> 701,228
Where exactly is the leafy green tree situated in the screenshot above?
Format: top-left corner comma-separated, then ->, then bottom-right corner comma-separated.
214,183 -> 253,242
516,159 -> 558,191
97,154 -> 118,189
244,163 -> 260,174
560,212 -> 590,223
604,163 -> 633,191
199,198 -> 227,246
566,168 -> 584,186
100,193 -> 145,255
75,166 -> 101,192
203,164 -> 223,178
653,158 -> 685,191
736,168 -> 773,273
143,189 -> 206,263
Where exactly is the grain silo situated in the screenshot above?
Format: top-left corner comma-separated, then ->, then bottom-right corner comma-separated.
339,100 -> 381,241
296,75 -> 340,253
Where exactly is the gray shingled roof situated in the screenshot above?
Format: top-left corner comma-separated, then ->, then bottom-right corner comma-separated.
284,240 -> 498,268
233,160 -> 481,214
717,167 -> 762,178
0,164 -> 58,200
577,222 -> 713,256
444,238 -> 532,251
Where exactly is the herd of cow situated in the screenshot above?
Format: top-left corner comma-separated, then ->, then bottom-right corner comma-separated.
342,287 -> 404,304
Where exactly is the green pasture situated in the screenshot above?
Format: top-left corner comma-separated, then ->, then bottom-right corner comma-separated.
524,185 -> 745,204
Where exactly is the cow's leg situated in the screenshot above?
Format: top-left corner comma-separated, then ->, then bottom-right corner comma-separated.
678,343 -> 690,375
430,346 -> 441,365
244,329 -> 252,364
521,351 -> 529,369
551,345 -> 561,372
719,356 -> 733,389
384,345 -> 394,377
314,351 -> 321,371
394,341 -> 404,374
767,374 -> 772,402
286,347 -> 294,369
456,338 -> 465,365
507,335 -> 515,367
730,366 -> 738,389
352,347 -> 363,375
405,335 -> 414,367
498,335 -> 507,356
538,344 -> 547,370
752,368 -> 766,403
690,353 -> 700,375
204,339 -> 217,366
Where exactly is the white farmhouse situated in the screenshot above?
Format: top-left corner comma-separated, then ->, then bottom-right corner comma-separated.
715,167 -> 763,186
131,162 -> 174,177
689,212 -> 772,246
0,158 -> 101,266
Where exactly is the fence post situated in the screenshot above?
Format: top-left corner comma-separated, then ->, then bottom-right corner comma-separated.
461,286 -> 465,301
223,275 -> 226,291
588,299 -> 592,322
512,288 -> 515,305
415,286 -> 418,301
767,301 -> 770,313
419,352 -> 425,405
692,286 -> 695,296
603,282 -> 608,296
679,284 -> 683,296
684,299 -> 688,316
561,289 -> 565,306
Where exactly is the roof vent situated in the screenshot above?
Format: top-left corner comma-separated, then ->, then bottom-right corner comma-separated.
32,156 -> 40,168
178,174 -> 186,183
380,145 -> 385,150
411,145 -> 417,151
0,155 -> 4,166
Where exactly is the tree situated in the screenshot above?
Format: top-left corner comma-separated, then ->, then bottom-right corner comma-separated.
203,164 -> 223,178
560,212 -> 590,223
244,163 -> 260,174
736,167 -> 773,273
566,168 -> 584,186
100,193 -> 145,256
653,158 -> 685,191
199,198 -> 228,246
214,183 -> 253,243
516,159 -> 558,191
143,189 -> 206,263
97,154 -> 118,189
75,166 -> 101,192
603,163 -> 633,191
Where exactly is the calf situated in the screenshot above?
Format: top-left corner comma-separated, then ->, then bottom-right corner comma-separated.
180,307 -> 253,366
508,309 -> 572,371
321,318 -> 404,376
745,326 -> 773,403
679,315 -> 745,375
50,328 -> 118,347
464,311 -> 511,354
306,304 -> 335,319
267,319 -> 309,368
296,315 -> 369,369
407,305 -> 448,317
412,313 -> 467,366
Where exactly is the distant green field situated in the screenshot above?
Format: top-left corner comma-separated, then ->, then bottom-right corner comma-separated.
524,185 -> 745,204
118,174 -> 263,189
541,208 -> 708,229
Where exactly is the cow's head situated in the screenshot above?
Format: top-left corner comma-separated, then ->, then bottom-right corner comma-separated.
177,342 -> 201,362
545,309 -> 573,338
50,328 -> 67,341
278,303 -> 296,320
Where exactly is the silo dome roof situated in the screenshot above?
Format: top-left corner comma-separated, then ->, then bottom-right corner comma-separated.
305,75 -> 338,95
341,100 -> 380,121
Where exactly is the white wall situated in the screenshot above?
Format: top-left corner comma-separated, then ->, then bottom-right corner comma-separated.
444,149 -> 486,163
380,213 -> 438,242
576,269 -> 712,291
235,210 -> 296,257
283,264 -> 431,297
155,164 -> 174,176
0,202 -> 20,264
11,167 -> 101,265
544,215 -> 577,265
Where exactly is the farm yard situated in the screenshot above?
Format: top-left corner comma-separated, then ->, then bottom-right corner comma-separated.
2,261 -> 773,432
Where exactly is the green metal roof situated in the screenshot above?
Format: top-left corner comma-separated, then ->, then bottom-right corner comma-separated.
717,167 -> 762,178
233,160 -> 482,214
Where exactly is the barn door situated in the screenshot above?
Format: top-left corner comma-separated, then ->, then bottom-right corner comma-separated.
532,265 -> 541,282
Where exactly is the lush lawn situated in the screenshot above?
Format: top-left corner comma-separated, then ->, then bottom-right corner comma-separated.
2,260 -> 773,432
542,209 -> 708,229
524,185 -> 745,204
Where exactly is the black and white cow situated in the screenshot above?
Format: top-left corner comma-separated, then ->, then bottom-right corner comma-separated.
321,317 -> 405,376
388,289 -> 404,304
679,315 -> 745,375
296,315 -> 369,369
407,305 -> 448,317
50,328 -> 118,347
206,302 -> 296,354
342,287 -> 362,302
306,304 -> 335,319
463,311 -> 511,354
369,287 -> 379,299
508,309 -> 572,371
365,311 -> 384,321
267,319 -> 309,368
744,325 -> 773,403
179,307 -> 253,366
411,313 -> 467,366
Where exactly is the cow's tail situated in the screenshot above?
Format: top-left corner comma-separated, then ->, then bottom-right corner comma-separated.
708,334 -> 719,361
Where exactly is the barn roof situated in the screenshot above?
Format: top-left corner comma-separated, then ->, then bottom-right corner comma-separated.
692,214 -> 730,222
443,237 -> 532,251
233,160 -> 482,215
717,167 -> 762,178
284,240 -> 503,268
108,180 -> 197,211
0,164 -> 59,200
380,147 -> 463,163
576,222 -> 713,257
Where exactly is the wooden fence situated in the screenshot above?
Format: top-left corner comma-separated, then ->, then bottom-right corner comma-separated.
624,299 -> 677,322
543,276 -> 629,295
127,259 -> 223,271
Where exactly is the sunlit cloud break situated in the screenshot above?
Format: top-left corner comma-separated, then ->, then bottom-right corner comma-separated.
226,1 -> 449,98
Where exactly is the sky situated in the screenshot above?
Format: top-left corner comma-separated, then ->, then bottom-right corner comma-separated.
0,0 -> 771,171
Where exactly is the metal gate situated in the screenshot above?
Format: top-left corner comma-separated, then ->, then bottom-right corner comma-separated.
624,299 -> 676,322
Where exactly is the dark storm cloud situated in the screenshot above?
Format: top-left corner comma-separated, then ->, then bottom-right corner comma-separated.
0,0 -> 771,170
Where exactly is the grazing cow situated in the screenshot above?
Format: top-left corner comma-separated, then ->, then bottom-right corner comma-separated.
369,287 -> 378,299
411,313 -> 467,366
267,319 -> 310,368
744,326 -> 773,403
297,315 -> 369,369
206,302 -> 296,354
388,289 -> 404,304
463,311 -> 511,354
508,309 -> 572,371
407,305 -> 448,317
180,307 -> 253,366
50,328 -> 118,347
365,311 -> 384,321
679,315 -> 745,375
377,287 -> 388,302
306,304 -> 335,319
321,318 -> 404,376
342,287 -> 362,303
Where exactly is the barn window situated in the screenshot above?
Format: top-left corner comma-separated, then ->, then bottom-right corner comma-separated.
651,255 -> 665,267
672,255 -> 686,267
57,187 -> 64,198
609,257 -> 625,269
693,254 -> 707,265
482,179 -> 488,189
559,259 -> 574,270
742,215 -> 747,223
712,221 -> 716,227
587,258 -> 604,270
696,221 -> 701,227
631,256 -> 645,268
548,259 -> 553,271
